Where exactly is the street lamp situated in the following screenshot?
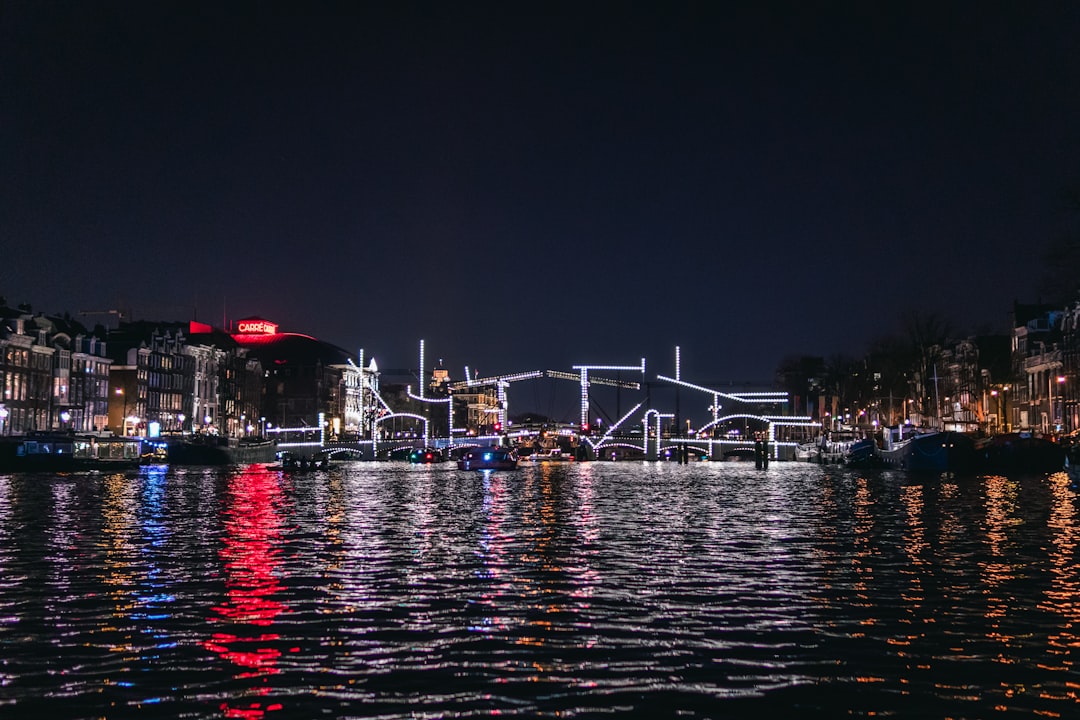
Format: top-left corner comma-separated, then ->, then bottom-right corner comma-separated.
115,387 -> 128,435
1057,376 -> 1066,434
990,390 -> 999,435
1001,386 -> 1009,432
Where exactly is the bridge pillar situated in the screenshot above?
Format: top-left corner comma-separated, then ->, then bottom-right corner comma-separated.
754,437 -> 769,469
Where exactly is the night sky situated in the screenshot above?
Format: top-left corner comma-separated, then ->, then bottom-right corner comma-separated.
4,1 -> 1080,387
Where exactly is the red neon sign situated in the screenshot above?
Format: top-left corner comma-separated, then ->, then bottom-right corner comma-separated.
237,320 -> 278,335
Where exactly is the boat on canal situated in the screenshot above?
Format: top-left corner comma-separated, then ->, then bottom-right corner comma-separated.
877,426 -> 978,473
0,432 -> 145,472
268,450 -> 334,471
844,437 -> 883,468
519,447 -> 573,463
456,446 -> 518,471
408,447 -> 446,463
165,436 -> 277,465
796,431 -> 859,463
1065,442 -> 1080,487
976,432 -> 1066,474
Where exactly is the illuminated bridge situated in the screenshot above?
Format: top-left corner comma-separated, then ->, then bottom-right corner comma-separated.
267,344 -> 819,461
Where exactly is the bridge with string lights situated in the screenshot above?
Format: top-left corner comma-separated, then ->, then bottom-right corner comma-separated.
269,342 -> 821,461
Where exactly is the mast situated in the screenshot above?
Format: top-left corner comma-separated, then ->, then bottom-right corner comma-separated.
932,364 -> 942,430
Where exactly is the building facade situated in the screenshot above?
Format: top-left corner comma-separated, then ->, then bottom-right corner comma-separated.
0,315 -> 53,435
1,309 -> 116,436
1011,303 -> 1066,434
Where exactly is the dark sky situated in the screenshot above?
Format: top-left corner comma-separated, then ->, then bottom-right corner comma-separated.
4,1 -> 1080,386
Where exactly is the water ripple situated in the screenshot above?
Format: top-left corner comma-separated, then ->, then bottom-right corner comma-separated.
0,462 -> 1077,717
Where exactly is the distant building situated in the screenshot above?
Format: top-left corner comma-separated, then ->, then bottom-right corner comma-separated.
452,386 -> 501,435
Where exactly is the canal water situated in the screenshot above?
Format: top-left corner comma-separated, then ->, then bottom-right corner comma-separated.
0,461 -> 1076,719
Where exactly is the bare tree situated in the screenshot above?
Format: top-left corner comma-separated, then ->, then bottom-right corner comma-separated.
901,310 -> 954,423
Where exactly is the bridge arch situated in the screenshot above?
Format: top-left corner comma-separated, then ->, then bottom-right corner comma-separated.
374,412 -> 429,437
642,409 -> 673,459
372,412 -> 430,456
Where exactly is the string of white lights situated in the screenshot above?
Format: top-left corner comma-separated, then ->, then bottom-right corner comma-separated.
586,401 -> 643,450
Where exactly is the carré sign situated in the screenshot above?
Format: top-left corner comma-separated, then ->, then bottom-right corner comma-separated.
237,320 -> 278,335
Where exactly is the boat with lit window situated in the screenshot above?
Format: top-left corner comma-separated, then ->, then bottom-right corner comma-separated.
0,432 -> 145,472
519,447 -> 574,463
456,446 -> 519,471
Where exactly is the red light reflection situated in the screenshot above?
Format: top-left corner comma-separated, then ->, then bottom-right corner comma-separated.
204,467 -> 292,717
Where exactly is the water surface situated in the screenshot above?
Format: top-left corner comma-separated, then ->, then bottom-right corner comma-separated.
0,461 -> 1076,718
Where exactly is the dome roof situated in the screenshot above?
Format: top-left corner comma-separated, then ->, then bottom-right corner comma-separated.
234,332 -> 352,367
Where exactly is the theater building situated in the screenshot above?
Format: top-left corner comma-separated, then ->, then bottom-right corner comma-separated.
225,318 -> 377,440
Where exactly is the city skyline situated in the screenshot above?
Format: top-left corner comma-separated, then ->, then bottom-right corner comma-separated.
4,2 -> 1079,380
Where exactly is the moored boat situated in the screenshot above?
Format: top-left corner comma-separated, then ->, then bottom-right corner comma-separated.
166,436 -> 277,465
976,432 -> 1066,474
1065,443 -> 1080,487
794,440 -> 819,461
877,426 -> 978,473
519,447 -> 573,463
0,432 -> 145,472
797,432 -> 859,463
844,437 -> 882,468
456,446 -> 518,471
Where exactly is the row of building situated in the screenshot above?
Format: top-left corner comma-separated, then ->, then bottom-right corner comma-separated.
0,307 -> 367,439
785,300 -> 1080,438
0,305 -> 504,441
903,301 -> 1080,436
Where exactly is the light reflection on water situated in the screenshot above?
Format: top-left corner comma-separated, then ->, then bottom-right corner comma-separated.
0,462 -> 1077,718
